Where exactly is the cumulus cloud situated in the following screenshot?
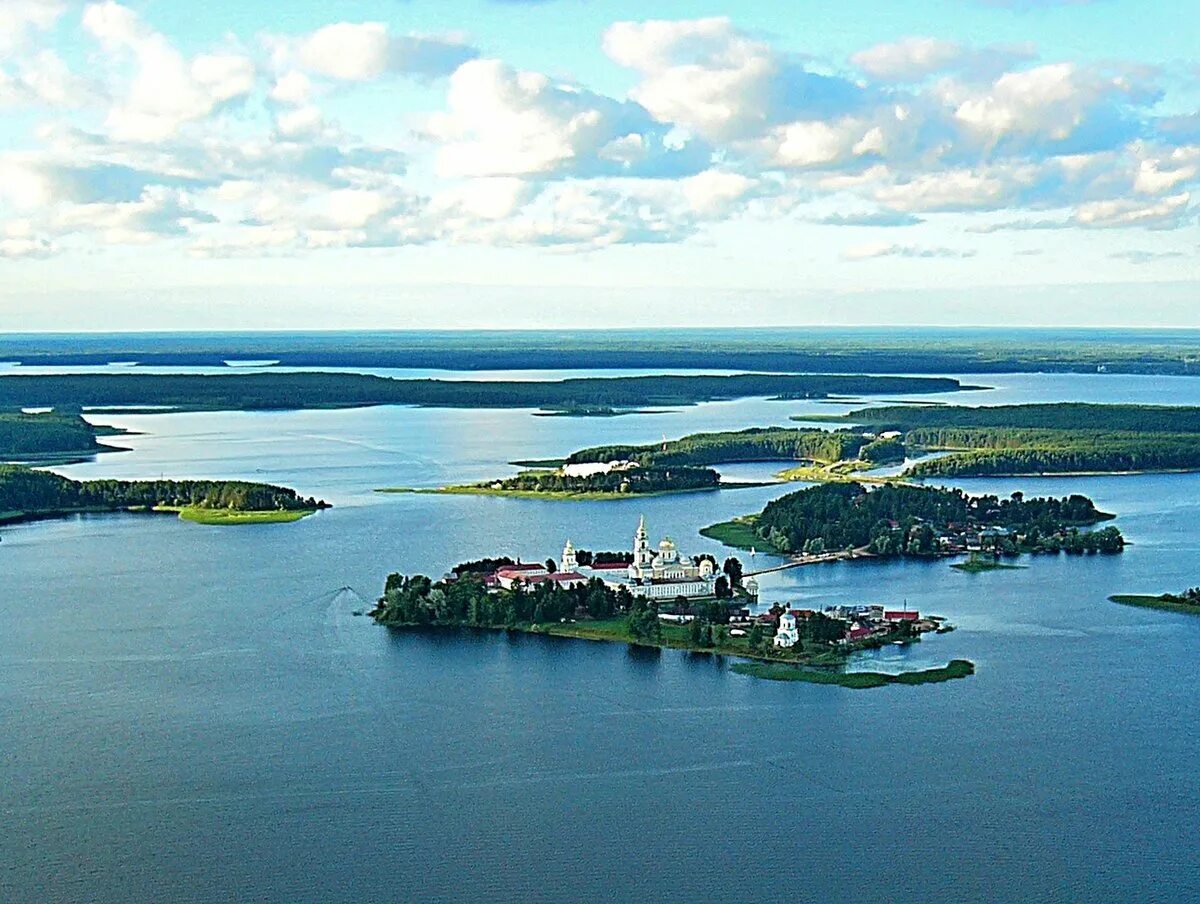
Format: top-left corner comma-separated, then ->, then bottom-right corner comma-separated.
427,58 -> 707,179
290,22 -> 477,82
82,1 -> 255,142
816,210 -> 925,226
604,17 -> 865,143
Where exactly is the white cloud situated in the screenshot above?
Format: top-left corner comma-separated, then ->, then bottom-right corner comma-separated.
851,36 -> 1036,81
843,241 -> 976,260
0,0 -> 65,56
82,1 -> 255,142
290,22 -> 477,82
427,58 -> 703,179
1074,191 -> 1191,228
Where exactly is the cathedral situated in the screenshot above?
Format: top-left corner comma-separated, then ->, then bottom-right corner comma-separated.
564,516 -> 718,600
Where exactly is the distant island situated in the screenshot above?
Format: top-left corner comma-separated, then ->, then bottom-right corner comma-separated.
0,371 -> 971,416
0,465 -> 329,527
702,482 -> 1124,562
5,329 -> 1200,376
0,412 -> 131,464
1110,589 -> 1200,616
801,403 -> 1200,478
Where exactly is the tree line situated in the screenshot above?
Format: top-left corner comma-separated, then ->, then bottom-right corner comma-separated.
0,413 -> 104,457
751,482 -> 1113,556
567,427 -> 869,469
487,466 -> 719,494
0,465 -> 326,516
0,372 -> 963,414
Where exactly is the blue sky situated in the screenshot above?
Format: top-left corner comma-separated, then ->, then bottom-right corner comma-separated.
0,0 -> 1196,330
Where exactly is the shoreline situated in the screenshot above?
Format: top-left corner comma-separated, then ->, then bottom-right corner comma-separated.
378,618 -> 969,689
375,482 -> 775,501
1109,594 -> 1200,616
0,505 -> 320,527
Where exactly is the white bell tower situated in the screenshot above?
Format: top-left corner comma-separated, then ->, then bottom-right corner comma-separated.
562,539 -> 578,572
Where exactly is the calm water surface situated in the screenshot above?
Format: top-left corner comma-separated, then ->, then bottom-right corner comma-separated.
2,372 -> 1199,903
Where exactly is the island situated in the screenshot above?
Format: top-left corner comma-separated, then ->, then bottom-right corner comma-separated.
800,403 -> 1200,478
1109,588 -> 1200,616
702,482 -> 1125,562
0,371 -> 971,416
399,427 -> 903,499
0,464 -> 329,527
368,517 -> 970,689
379,464 -> 734,500
0,412 -> 131,464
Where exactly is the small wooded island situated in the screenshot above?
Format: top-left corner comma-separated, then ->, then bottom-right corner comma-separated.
0,465 -> 329,526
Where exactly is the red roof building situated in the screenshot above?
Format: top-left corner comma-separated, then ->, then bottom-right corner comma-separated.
885,610 -> 919,622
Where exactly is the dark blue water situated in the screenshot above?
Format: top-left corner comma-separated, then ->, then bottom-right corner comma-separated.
3,372 -> 1200,903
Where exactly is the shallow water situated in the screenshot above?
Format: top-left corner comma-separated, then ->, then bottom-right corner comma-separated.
2,371 -> 1200,903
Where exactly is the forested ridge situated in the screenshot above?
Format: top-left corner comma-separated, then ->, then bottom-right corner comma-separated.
833,403 -> 1200,433
0,465 -> 327,520
0,372 -> 962,413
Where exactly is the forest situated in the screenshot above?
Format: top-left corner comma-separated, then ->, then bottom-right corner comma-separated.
748,482 -> 1120,557
566,427 -> 868,468
5,329 -> 1200,375
478,465 -> 720,495
0,413 -> 109,458
0,372 -> 964,414
373,572 -> 635,628
812,404 -> 1200,477
0,465 -> 327,521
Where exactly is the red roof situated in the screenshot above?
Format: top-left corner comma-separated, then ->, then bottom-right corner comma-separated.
496,563 -> 547,574
848,626 -> 872,639
885,610 -> 919,621
589,562 -> 630,571
789,609 -> 816,618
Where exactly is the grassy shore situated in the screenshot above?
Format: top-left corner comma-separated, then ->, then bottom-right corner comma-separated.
731,659 -> 975,688
170,506 -> 318,525
699,516 -> 764,550
1109,594 -> 1200,616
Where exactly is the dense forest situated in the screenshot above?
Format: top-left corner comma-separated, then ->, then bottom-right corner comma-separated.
750,482 -> 1118,556
0,372 -> 963,414
373,572 -> 635,628
481,465 -> 720,495
831,403 -> 1200,434
0,465 -> 327,520
5,329 -> 1200,375
812,405 -> 1200,477
567,428 -> 869,468
0,413 -> 107,457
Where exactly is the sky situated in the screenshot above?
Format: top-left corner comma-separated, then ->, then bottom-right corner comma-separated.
0,0 -> 1197,330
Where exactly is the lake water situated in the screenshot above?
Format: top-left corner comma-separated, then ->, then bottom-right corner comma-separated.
3,370 -> 1200,903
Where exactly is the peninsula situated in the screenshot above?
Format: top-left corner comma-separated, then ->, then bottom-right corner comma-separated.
0,465 -> 329,527
1109,588 -> 1200,616
0,412 -> 131,464
800,403 -> 1200,478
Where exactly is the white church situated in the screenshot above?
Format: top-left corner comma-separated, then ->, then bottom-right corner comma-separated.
564,516 -> 719,601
